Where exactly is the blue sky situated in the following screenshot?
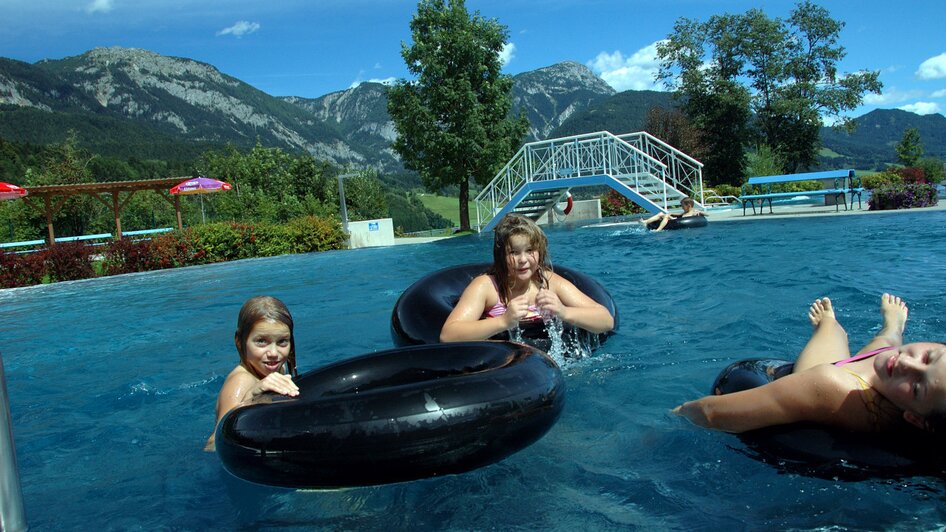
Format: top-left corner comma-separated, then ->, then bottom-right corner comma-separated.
1,0 -> 944,119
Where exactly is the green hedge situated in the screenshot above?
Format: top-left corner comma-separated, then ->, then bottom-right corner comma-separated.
0,215 -> 346,289
868,184 -> 938,211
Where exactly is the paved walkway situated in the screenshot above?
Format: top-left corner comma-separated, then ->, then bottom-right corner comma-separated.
704,198 -> 945,222
391,198 -> 946,245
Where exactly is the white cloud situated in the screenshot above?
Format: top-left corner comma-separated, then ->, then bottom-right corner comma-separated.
216,21 -> 260,38
588,41 -> 664,92
499,42 -> 516,67
863,87 -> 924,106
349,77 -> 397,89
931,89 -> 946,98
86,0 -> 113,13
899,101 -> 942,115
917,53 -> 946,80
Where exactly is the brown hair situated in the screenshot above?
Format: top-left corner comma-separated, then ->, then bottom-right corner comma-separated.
489,213 -> 552,304
681,197 -> 695,209
234,296 -> 297,378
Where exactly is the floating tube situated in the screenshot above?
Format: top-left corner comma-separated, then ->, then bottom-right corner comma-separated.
216,341 -> 565,489
713,358 -> 943,479
646,215 -> 707,230
390,263 -> 618,348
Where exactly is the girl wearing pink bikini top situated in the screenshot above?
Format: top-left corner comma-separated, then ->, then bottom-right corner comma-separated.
440,213 -> 614,343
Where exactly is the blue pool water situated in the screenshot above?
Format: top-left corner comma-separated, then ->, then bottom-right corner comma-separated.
3,210 -> 946,530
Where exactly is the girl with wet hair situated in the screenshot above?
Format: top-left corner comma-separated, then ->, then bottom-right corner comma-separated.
441,213 -> 613,342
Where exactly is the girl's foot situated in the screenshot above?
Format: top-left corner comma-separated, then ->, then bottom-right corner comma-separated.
879,293 -> 908,341
808,297 -> 836,328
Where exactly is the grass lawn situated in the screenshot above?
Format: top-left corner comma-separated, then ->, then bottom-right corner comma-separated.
416,193 -> 475,226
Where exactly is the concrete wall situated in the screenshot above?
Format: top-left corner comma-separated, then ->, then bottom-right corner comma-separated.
347,218 -> 395,249
535,199 -> 601,225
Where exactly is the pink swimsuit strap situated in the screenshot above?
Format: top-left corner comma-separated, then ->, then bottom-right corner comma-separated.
833,345 -> 896,367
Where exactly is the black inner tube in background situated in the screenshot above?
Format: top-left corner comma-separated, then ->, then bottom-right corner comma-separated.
390,263 -> 618,348
712,358 -> 944,479
646,214 -> 707,231
216,341 -> 566,489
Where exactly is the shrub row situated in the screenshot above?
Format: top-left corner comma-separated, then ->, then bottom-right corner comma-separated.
0,216 -> 346,289
868,183 -> 939,211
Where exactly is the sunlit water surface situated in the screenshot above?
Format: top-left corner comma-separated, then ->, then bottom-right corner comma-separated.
3,210 -> 946,530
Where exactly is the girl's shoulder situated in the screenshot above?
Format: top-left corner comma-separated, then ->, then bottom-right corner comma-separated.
222,364 -> 258,388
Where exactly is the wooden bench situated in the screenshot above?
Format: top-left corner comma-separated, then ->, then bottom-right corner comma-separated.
739,169 -> 862,215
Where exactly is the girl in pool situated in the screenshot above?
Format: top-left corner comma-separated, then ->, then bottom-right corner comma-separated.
205,296 -> 300,451
440,213 -> 614,342
674,293 -> 946,433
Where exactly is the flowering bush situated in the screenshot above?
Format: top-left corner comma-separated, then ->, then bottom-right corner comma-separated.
44,241 -> 96,282
101,239 -> 161,275
600,190 -> 646,217
868,183 -> 938,210
0,250 -> 46,288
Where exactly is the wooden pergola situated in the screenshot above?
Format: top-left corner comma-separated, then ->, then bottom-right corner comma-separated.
21,177 -> 189,245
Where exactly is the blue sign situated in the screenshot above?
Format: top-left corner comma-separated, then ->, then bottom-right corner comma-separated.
369,222 -> 379,231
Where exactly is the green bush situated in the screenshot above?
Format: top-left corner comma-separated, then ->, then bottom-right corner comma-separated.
862,171 -> 903,190
709,184 -> 740,198
868,183 -> 938,210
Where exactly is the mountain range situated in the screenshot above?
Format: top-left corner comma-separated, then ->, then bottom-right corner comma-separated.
1,46 -> 943,174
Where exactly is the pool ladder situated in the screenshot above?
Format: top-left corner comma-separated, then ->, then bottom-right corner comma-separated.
1,352 -> 27,531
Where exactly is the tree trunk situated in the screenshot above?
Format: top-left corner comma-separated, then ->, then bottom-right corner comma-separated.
458,178 -> 471,231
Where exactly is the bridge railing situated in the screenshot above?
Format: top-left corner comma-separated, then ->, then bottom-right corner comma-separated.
617,132 -> 704,204
474,131 -> 671,229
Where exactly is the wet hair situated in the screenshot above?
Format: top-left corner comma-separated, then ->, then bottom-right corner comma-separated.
234,296 -> 297,379
681,197 -> 695,209
489,213 -> 552,304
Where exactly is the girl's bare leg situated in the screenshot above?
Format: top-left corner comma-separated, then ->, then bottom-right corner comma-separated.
793,297 -> 850,372
854,293 -> 908,355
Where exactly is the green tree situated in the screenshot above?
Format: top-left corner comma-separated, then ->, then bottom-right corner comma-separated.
388,0 -> 528,231
24,131 -> 100,237
658,1 -> 882,178
896,128 -> 924,167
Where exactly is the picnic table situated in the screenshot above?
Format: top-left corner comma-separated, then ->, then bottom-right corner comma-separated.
738,169 -> 862,215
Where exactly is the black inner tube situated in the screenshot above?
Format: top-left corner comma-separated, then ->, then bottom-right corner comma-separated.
391,263 -> 618,348
712,358 -> 945,479
216,341 -> 566,489
646,214 -> 707,231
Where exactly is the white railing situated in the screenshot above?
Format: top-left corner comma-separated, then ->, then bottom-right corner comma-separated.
475,131 -> 685,229
617,132 -> 704,203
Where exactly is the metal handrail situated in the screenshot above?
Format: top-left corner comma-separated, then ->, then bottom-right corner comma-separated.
0,352 -> 27,531
474,131 -> 678,229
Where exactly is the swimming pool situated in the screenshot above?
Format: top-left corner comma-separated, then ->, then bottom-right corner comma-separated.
3,210 -> 945,529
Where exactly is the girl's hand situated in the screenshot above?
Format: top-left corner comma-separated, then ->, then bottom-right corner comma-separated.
503,294 -> 534,326
251,372 -> 299,399
536,288 -> 564,320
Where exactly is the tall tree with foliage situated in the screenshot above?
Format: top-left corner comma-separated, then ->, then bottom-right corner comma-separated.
388,0 -> 528,231
657,1 -> 882,181
895,128 -> 923,167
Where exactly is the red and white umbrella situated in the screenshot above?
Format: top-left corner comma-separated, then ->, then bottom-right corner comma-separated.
169,176 -> 232,223
0,182 -> 27,200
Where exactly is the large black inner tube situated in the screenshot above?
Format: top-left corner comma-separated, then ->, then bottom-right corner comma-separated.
391,263 -> 618,348
713,358 -> 944,479
646,214 -> 707,231
216,341 -> 566,489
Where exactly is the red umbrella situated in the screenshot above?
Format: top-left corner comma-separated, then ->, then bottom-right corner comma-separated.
169,176 -> 232,223
0,182 -> 27,200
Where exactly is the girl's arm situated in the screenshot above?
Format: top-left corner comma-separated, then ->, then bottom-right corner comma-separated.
205,368 -> 298,451
537,273 -> 614,333
440,275 -> 516,342
673,365 -> 850,433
